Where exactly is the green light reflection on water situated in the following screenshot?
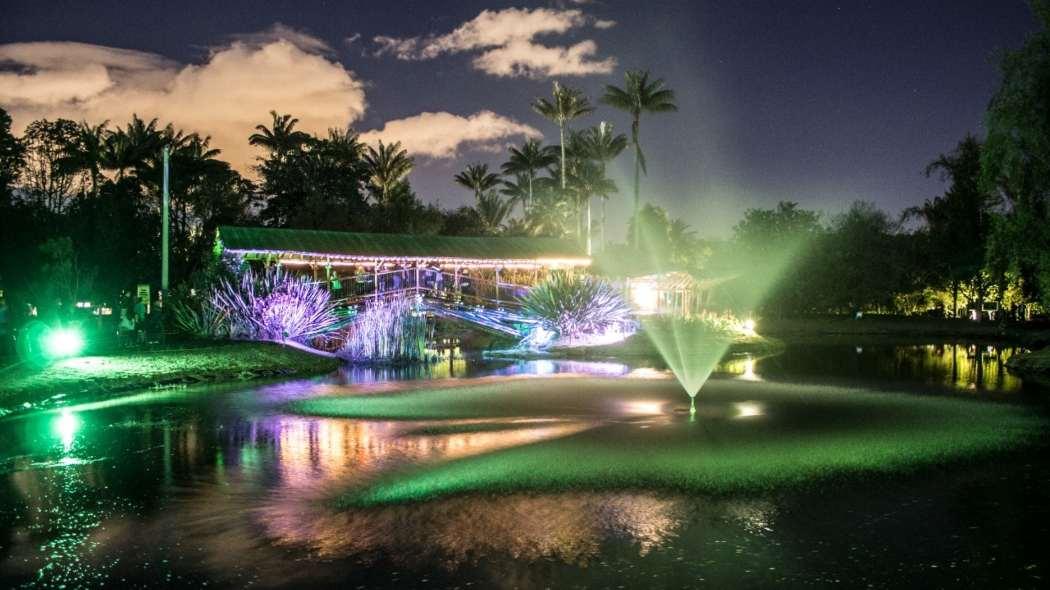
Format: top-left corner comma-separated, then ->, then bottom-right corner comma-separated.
53,409 -> 81,454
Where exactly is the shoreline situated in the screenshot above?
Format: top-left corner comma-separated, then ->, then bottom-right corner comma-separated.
0,341 -> 341,417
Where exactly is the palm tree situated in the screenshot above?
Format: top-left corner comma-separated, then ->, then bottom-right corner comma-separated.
601,70 -> 677,248
525,178 -> 574,238
577,122 -> 627,252
324,127 -> 365,162
249,111 -> 311,161
57,120 -> 108,197
531,81 -> 594,195
501,139 -> 557,213
363,140 -> 413,204
454,163 -> 501,201
568,160 -> 618,254
499,173 -> 532,213
475,191 -> 514,235
667,218 -> 699,267
101,130 -> 134,180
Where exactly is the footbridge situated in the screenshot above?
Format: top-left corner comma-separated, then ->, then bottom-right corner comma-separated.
216,225 -> 592,339
335,268 -> 538,338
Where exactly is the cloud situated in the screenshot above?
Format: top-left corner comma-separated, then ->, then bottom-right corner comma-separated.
0,29 -> 366,172
360,110 -> 541,159
229,23 -> 335,55
372,7 -> 615,78
473,39 -> 614,78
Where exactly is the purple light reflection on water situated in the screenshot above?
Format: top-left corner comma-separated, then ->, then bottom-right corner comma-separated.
238,358 -> 633,414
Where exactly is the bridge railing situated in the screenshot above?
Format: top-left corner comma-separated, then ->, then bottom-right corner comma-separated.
321,268 -> 531,311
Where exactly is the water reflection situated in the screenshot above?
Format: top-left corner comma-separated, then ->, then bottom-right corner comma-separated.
262,491 -> 687,565
332,354 -> 630,384
718,343 -> 1027,393
251,415 -> 593,493
0,342 -> 1045,587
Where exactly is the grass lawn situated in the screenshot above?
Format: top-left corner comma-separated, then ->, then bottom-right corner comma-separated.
0,341 -> 340,415
288,376 -> 1046,506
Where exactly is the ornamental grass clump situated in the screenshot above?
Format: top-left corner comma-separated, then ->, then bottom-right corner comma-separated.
519,272 -> 633,343
339,294 -> 433,364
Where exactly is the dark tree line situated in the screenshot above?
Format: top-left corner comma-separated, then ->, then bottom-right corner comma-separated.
2,6 -> 1050,325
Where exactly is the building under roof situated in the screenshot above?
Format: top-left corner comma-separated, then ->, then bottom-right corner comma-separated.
217,226 -> 591,270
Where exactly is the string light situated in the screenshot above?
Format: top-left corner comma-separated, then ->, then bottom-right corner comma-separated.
225,248 -> 591,270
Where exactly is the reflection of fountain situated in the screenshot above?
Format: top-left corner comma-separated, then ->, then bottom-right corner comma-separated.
257,415 -> 592,492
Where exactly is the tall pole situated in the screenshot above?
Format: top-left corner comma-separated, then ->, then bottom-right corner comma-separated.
161,146 -> 170,294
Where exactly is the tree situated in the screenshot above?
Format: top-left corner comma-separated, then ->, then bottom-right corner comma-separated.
501,139 -> 557,213
532,81 -> 594,195
981,0 -> 1050,308
371,182 -> 445,235
577,122 -> 627,250
907,135 -> 1000,317
249,111 -> 311,163
30,237 -> 96,320
363,140 -> 413,204
454,163 -> 501,201
20,118 -> 81,212
566,159 -> 616,254
524,179 -> 575,238
731,201 -> 822,316
822,201 -> 910,313
0,107 -> 24,205
440,206 -> 488,237
601,70 -> 677,248
499,173 -> 533,213
474,191 -> 514,235
118,115 -> 165,181
57,120 -> 109,198
260,131 -> 370,230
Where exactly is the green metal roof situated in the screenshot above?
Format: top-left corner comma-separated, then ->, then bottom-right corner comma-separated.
218,226 -> 587,262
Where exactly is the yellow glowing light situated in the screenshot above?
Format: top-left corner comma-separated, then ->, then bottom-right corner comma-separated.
629,280 -> 659,314
622,401 -> 666,415
230,249 -> 591,271
739,358 -> 760,381
733,402 -> 764,419
628,367 -> 670,380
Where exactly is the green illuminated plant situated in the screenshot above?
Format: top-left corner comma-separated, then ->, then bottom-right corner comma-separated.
519,271 -> 633,339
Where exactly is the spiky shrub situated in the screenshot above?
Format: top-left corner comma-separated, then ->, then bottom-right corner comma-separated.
212,265 -> 340,343
339,294 -> 432,363
171,299 -> 230,339
519,272 -> 633,341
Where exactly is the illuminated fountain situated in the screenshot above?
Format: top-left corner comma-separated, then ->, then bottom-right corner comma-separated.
642,315 -> 740,413
605,218 -> 812,411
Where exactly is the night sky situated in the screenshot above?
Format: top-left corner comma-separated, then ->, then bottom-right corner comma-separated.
0,0 -> 1039,238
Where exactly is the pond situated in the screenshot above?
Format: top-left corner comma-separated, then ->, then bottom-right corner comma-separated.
0,339 -> 1047,588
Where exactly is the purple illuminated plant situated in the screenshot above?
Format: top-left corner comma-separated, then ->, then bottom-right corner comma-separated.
338,294 -> 432,363
212,266 -> 340,343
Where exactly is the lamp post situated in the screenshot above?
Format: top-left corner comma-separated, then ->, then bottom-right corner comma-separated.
161,146 -> 170,295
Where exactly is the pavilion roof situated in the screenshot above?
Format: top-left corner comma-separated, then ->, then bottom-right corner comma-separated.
217,226 -> 589,267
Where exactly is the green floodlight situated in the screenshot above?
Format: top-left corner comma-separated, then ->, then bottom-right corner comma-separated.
44,327 -> 85,358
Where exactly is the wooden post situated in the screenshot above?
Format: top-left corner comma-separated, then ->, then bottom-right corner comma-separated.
374,261 -> 379,302
454,264 -> 460,297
